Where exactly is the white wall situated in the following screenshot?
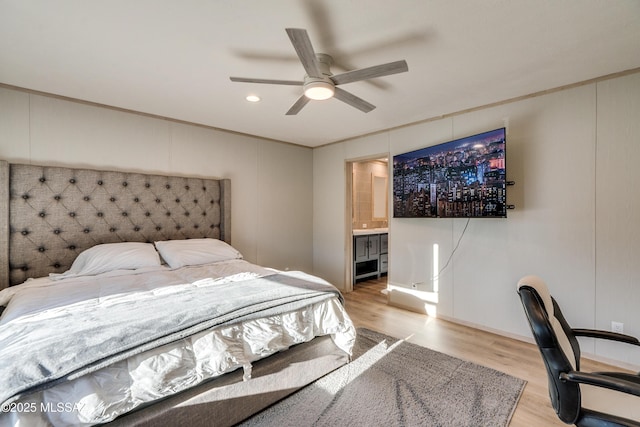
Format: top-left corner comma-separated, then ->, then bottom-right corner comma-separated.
595,74 -> 640,365
0,86 -> 314,272
313,71 -> 640,368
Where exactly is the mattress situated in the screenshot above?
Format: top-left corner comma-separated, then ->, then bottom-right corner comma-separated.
0,259 -> 355,426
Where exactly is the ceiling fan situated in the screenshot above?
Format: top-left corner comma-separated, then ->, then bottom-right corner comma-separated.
230,28 -> 409,115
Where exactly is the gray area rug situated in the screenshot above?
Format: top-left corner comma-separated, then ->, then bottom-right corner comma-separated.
240,328 -> 526,427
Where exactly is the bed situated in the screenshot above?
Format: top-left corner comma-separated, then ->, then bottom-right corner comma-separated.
0,160 -> 355,426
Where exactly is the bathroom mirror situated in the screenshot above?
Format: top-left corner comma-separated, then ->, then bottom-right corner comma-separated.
372,174 -> 388,220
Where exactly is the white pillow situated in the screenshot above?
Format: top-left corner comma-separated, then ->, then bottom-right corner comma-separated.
154,238 -> 242,269
55,242 -> 161,278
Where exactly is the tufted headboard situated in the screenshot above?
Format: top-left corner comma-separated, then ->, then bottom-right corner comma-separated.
0,160 -> 231,289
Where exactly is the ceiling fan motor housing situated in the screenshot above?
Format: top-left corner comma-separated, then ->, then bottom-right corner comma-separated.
303,54 -> 335,100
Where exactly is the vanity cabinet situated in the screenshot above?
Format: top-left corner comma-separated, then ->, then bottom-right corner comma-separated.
379,234 -> 388,274
353,233 -> 388,282
354,234 -> 379,262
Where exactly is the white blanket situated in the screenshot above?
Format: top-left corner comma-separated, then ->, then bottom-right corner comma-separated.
0,260 -> 355,426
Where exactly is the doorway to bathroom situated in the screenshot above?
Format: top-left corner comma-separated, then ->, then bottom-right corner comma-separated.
345,155 -> 389,294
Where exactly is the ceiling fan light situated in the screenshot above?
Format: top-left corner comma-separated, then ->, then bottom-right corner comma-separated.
304,81 -> 334,100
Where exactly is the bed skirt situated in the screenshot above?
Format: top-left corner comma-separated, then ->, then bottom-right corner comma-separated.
107,335 -> 349,427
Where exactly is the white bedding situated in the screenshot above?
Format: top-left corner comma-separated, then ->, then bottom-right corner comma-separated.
0,260 -> 355,426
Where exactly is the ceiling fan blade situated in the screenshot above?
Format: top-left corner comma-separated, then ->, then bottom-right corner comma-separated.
230,77 -> 302,86
333,87 -> 376,113
285,28 -> 321,78
331,60 -> 408,85
285,95 -> 311,115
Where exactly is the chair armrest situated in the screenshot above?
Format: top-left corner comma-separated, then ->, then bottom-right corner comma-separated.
560,371 -> 640,397
572,328 -> 640,345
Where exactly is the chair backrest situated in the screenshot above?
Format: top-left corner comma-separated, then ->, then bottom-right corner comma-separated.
517,275 -> 583,424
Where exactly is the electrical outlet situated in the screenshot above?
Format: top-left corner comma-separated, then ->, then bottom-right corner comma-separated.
411,282 -> 426,290
612,321 -> 624,334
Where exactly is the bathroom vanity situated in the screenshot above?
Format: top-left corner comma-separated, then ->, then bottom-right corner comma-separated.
353,229 -> 388,282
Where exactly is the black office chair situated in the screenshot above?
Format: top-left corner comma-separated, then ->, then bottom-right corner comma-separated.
517,275 -> 640,426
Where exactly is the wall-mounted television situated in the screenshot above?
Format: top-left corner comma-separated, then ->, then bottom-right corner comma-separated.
393,127 -> 507,218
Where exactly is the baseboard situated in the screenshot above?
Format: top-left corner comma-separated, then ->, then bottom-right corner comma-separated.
436,314 -> 640,372
386,283 -> 640,372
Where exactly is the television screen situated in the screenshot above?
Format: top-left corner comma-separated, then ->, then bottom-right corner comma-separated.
393,128 -> 507,218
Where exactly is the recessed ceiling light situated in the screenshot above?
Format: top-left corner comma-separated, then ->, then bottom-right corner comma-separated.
246,95 -> 261,102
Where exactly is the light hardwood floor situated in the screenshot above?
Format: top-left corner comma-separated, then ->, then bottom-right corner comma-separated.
345,277 -> 629,427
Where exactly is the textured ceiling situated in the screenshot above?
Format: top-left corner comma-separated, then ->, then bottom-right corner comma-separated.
1,0 -> 639,147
